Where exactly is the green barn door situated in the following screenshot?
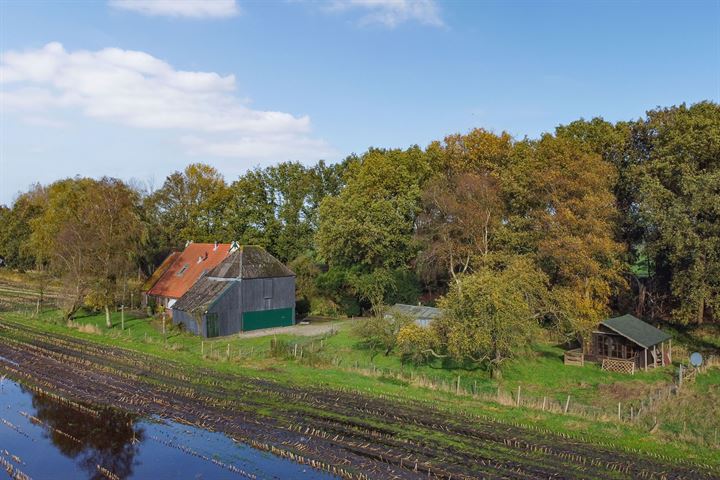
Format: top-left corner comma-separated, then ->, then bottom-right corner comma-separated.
206,313 -> 219,338
242,308 -> 293,331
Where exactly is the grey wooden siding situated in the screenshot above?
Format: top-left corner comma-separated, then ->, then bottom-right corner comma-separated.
241,277 -> 295,313
207,281 -> 242,337
173,309 -> 203,336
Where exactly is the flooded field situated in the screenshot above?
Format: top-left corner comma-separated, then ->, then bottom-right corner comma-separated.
0,378 -> 335,479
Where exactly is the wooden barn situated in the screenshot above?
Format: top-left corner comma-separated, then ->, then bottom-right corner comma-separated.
141,242 -> 234,310
171,245 -> 296,338
584,314 -> 672,374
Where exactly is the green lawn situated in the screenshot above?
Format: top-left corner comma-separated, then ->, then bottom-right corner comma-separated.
59,307 -> 676,409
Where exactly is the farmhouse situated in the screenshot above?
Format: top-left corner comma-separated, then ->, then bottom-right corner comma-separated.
386,304 -> 442,327
582,314 -> 672,374
141,242 -> 233,310
172,245 -> 296,337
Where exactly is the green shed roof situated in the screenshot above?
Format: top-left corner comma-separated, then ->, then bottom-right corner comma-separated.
601,314 -> 671,349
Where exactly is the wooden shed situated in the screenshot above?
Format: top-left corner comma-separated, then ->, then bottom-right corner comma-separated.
587,314 -> 672,373
171,245 -> 295,338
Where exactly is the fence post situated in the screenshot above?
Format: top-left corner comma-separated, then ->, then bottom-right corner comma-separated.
516,386 -> 521,407
456,375 -> 461,395
564,395 -> 571,414
679,364 -> 683,388
542,396 -> 547,411
121,305 -> 125,330
201,341 -> 204,357
617,402 -> 621,420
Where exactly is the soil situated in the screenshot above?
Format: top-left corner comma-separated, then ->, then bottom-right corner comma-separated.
0,319 -> 717,480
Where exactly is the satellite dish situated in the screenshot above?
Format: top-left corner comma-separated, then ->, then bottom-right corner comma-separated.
689,352 -> 703,367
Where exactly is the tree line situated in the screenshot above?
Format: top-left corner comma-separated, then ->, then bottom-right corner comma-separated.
1,102 -> 717,364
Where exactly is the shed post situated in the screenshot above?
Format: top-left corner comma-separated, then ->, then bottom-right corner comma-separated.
661,342 -> 665,367
652,345 -> 657,368
644,348 -> 648,372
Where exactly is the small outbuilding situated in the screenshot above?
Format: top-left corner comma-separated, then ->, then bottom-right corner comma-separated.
172,245 -> 295,337
385,304 -> 442,327
587,314 -> 672,373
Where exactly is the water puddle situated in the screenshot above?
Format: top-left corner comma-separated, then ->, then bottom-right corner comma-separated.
0,379 -> 336,479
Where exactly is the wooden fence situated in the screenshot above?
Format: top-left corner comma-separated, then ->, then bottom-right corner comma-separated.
601,358 -> 636,375
563,349 -> 584,366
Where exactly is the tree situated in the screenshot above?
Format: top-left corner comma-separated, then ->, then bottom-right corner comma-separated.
428,128 -> 514,174
223,161 -> 348,262
506,135 -> 625,343
316,147 -> 432,270
145,163 -> 229,250
353,310 -> 414,357
434,256 -> 549,378
416,171 -> 502,285
0,185 -> 46,270
633,102 -> 720,324
30,177 -> 145,324
348,268 -> 397,317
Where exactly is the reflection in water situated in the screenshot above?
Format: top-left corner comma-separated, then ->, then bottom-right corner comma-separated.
31,393 -> 144,480
0,378 -> 336,480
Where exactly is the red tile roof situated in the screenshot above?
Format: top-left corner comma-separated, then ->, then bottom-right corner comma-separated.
141,251 -> 180,292
147,243 -> 233,300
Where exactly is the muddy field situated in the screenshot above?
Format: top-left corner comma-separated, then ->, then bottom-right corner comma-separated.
0,319 -> 717,480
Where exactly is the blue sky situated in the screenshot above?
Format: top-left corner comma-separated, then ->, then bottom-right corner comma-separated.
1,0 -> 718,205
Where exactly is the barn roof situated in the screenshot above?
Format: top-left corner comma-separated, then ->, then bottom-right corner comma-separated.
387,304 -> 442,320
206,245 -> 295,279
171,276 -> 232,314
601,314 -> 671,349
173,245 -> 294,314
147,243 -> 233,299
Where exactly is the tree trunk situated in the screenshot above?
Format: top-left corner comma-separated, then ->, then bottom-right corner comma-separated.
697,296 -> 704,324
105,304 -> 112,328
635,277 -> 646,317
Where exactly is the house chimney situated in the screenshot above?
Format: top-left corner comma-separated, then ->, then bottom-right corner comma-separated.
229,241 -> 239,253
197,255 -> 202,264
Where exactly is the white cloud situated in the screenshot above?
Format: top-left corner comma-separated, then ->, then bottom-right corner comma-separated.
1,42 -> 334,162
108,0 -> 239,18
182,134 -> 337,162
326,0 -> 443,28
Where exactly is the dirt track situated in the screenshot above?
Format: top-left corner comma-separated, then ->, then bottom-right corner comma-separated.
0,319 -> 717,480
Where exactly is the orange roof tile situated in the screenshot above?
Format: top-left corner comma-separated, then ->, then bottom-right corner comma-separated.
147,243 -> 233,300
